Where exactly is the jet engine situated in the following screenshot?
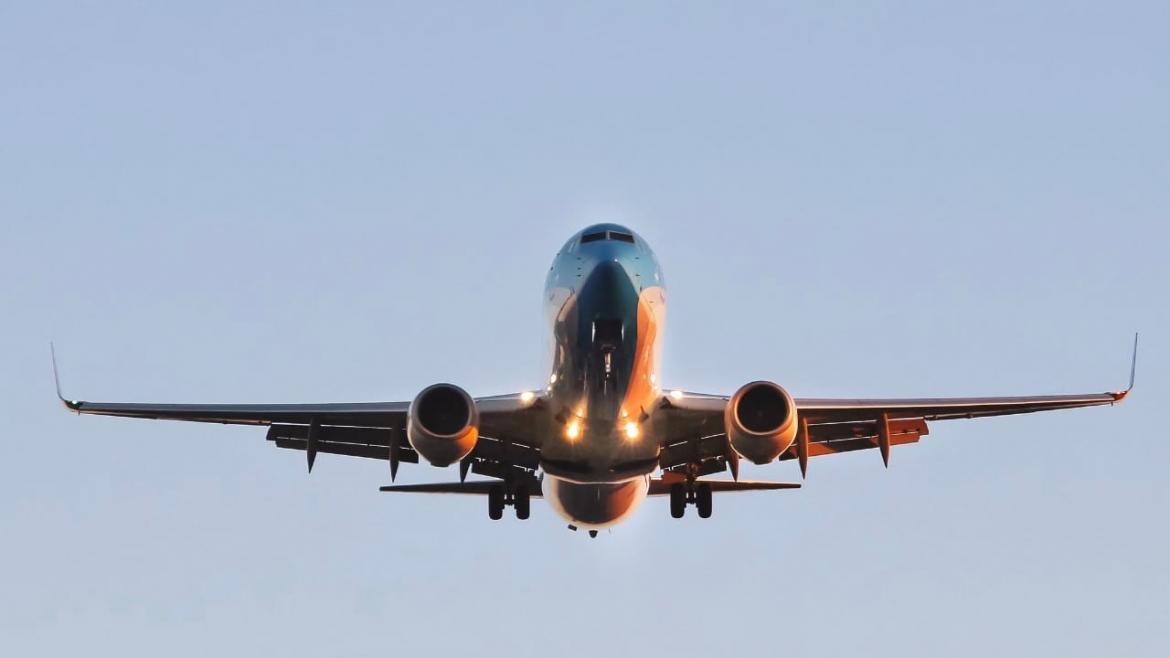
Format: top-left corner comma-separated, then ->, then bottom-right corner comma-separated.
724,381 -> 798,464
407,383 -> 479,467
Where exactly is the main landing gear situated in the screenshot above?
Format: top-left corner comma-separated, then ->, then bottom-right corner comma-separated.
488,484 -> 531,520
669,481 -> 712,519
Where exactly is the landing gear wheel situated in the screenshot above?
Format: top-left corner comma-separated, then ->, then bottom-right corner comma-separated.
488,485 -> 504,520
514,485 -> 530,520
696,483 -> 712,519
669,483 -> 686,519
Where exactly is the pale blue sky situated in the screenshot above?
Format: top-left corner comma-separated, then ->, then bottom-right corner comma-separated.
2,2 -> 1168,656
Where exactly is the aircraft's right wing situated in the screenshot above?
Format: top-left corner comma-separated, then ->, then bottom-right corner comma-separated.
53,347 -> 547,481
58,398 -> 409,426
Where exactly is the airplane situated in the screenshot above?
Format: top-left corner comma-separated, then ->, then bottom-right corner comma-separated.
55,223 -> 1137,537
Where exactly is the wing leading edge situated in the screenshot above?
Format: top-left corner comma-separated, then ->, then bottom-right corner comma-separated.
59,399 -> 410,426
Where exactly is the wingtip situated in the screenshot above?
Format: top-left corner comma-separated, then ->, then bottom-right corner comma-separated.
1109,332 -> 1139,402
50,343 -> 82,411
1127,332 -> 1139,392
50,342 -> 61,396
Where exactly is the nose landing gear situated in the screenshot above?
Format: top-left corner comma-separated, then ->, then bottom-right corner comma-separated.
668,480 -> 713,519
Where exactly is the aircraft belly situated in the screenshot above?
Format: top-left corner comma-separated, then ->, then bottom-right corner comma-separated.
543,476 -> 650,529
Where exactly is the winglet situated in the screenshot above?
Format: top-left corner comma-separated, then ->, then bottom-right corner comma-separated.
1128,332 -> 1139,391
1112,332 -> 1138,401
50,343 -> 82,411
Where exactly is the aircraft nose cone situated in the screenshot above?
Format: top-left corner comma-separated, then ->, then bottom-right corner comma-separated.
591,257 -> 624,277
582,258 -> 633,295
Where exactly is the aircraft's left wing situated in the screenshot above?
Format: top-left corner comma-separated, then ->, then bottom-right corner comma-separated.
659,388 -> 1130,478
659,336 -> 1136,477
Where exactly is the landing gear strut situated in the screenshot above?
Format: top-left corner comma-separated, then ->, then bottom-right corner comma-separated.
668,480 -> 713,519
488,484 -> 531,520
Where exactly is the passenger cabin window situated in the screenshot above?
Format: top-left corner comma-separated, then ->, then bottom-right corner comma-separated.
580,230 -> 636,245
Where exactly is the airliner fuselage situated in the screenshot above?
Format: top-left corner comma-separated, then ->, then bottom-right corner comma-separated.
539,223 -> 666,528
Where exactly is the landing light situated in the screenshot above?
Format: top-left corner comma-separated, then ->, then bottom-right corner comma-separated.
669,390 -> 684,400
565,419 -> 582,441
519,391 -> 535,404
623,421 -> 640,441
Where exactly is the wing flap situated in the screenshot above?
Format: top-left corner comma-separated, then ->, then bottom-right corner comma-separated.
659,434 -> 729,467
267,424 -> 397,445
801,418 -> 928,442
272,438 -> 419,462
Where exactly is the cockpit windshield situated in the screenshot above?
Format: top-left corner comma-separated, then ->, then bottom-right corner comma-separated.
581,230 -> 635,244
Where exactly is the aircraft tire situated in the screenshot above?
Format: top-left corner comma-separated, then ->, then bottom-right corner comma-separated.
488,485 -> 504,520
514,485 -> 530,520
696,483 -> 712,519
669,483 -> 686,518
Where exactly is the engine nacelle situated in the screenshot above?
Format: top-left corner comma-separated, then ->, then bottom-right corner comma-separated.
407,383 -> 479,467
725,381 -> 798,464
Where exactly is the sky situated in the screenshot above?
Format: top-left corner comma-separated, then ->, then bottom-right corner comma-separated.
2,1 -> 1168,656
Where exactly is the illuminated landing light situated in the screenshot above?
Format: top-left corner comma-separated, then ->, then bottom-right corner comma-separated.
669,390 -> 684,401
565,419 -> 582,442
519,391 -> 535,404
649,373 -> 657,384
623,421 -> 640,441
549,373 -> 558,384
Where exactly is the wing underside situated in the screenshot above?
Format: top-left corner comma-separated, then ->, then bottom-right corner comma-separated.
58,384 -> 546,486
659,336 -> 1133,478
